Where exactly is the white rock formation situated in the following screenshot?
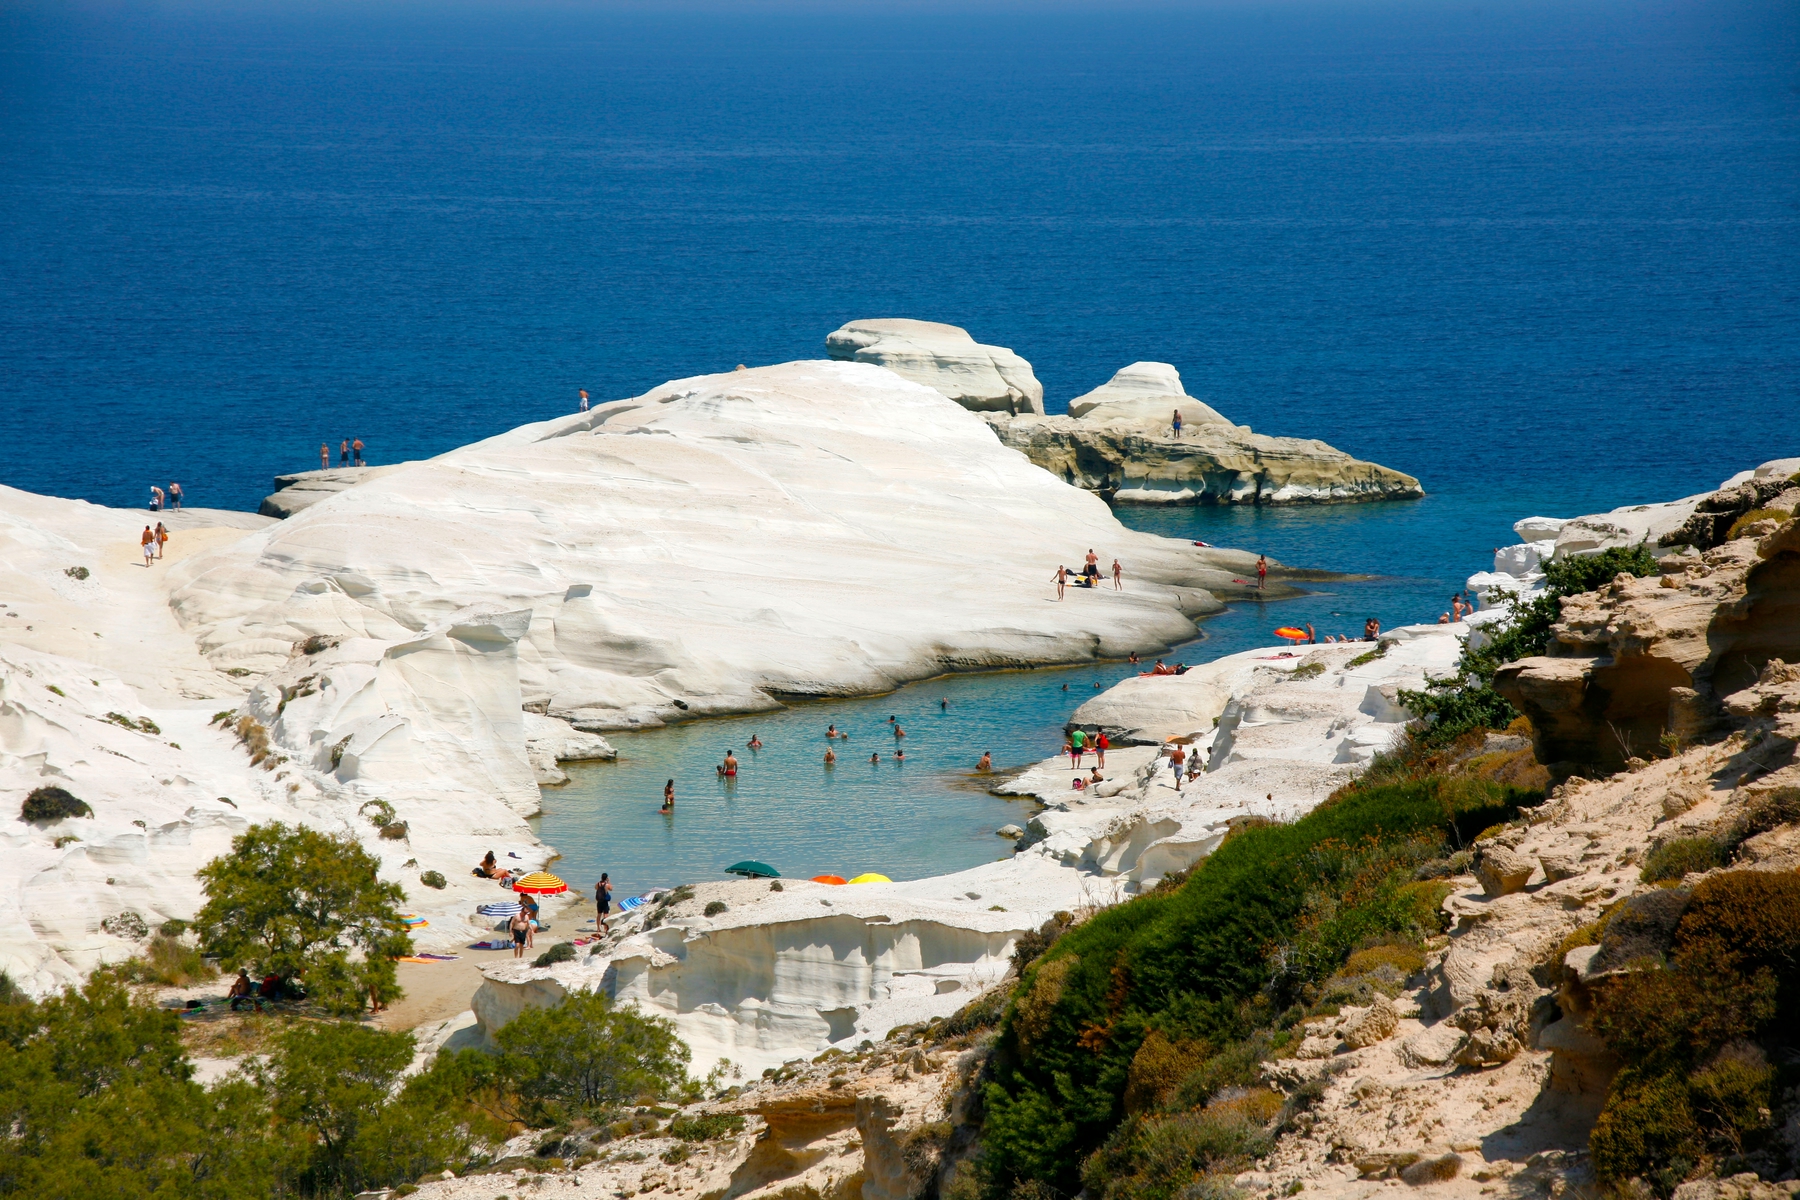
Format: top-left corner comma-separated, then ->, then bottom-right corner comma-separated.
1065,362 -> 1230,427
171,361 -> 1255,761
1,360 -> 1264,990
825,318 -> 1044,414
0,485 -> 594,989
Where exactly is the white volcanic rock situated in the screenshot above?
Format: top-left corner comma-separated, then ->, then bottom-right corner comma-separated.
1065,362 -> 1230,428
171,361 -> 1255,770
0,487 -> 550,989
825,318 -> 1044,414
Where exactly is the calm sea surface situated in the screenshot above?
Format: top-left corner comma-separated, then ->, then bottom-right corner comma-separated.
3,0 -> 1796,892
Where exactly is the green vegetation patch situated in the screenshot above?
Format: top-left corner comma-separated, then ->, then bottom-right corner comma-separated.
1399,545 -> 1659,745
977,774 -> 1539,1198
1589,870 -> 1800,1194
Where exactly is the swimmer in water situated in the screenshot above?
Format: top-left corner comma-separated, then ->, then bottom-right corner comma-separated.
824,746 -> 837,765
940,698 -> 948,711
893,724 -> 906,739
717,750 -> 738,777
869,752 -> 880,764
661,779 -> 674,812
894,748 -> 905,762
827,724 -> 839,738
747,734 -> 763,749
977,751 -> 992,772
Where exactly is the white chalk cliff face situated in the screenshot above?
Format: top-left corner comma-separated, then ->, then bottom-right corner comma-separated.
172,361 -> 1256,756
825,319 -> 1045,414
985,362 -> 1423,506
1065,361 -> 1231,427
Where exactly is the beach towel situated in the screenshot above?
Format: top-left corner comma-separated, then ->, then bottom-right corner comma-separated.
400,915 -> 428,927
468,939 -> 513,951
619,892 -> 660,912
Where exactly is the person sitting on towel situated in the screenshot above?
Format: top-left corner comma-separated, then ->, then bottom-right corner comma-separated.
228,969 -> 255,1011
476,851 -> 507,879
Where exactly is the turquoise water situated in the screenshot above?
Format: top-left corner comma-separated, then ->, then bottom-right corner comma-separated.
539,499 -> 1455,896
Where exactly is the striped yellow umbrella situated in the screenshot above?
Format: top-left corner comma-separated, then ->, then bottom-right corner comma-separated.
512,871 -> 568,895
846,873 -> 891,885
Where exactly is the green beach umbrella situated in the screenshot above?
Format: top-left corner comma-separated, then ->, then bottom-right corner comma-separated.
725,860 -> 780,879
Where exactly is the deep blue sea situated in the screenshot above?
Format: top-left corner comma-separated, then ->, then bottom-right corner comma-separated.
3,0 -> 1797,891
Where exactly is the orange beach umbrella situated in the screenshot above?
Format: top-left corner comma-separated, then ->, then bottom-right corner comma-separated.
511,871 -> 568,895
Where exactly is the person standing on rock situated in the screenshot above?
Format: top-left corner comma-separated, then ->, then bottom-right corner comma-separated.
1112,559 -> 1123,590
353,437 -> 365,466
1095,731 -> 1109,768
1256,556 -> 1268,590
339,439 -> 350,466
168,482 -> 182,510
320,442 -> 330,470
154,522 -> 168,559
148,485 -> 163,511
579,389 -> 590,412
508,908 -> 530,959
1052,564 -> 1068,600
1172,408 -> 1183,438
595,873 -> 612,934
140,525 -> 156,567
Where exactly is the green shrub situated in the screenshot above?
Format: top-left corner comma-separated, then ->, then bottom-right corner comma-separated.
358,799 -> 397,828
158,918 -> 189,937
1639,837 -> 1725,883
1726,508 -> 1790,540
195,821 -> 411,1014
116,934 -> 215,987
703,900 -> 728,917
1588,870 -> 1800,1194
419,870 -> 447,890
669,1113 -> 746,1141
533,942 -> 577,968
21,786 -> 91,822
1400,545 -> 1660,745
493,989 -> 689,1119
979,774 -> 1539,1197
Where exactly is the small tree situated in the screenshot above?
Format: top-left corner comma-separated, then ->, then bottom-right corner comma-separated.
495,990 -> 689,1118
195,822 -> 410,1014
258,1021 -> 468,1195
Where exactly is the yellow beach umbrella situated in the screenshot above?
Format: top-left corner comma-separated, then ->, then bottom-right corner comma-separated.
846,873 -> 891,885
512,871 -> 568,895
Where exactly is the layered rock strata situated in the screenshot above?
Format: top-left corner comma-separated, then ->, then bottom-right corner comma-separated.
985,362 -> 1421,505
1496,514 -> 1800,778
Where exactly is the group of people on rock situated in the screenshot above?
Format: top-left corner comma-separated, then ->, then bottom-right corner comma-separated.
139,522 -> 168,566
318,438 -> 367,469
1053,549 -> 1124,598
147,482 -> 182,511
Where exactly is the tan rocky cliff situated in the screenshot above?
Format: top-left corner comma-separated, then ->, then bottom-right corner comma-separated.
984,363 -> 1421,506
1496,512 -> 1800,779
